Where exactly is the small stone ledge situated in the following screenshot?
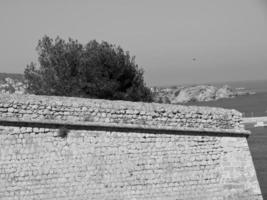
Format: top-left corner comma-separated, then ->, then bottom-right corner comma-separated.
0,118 -> 250,137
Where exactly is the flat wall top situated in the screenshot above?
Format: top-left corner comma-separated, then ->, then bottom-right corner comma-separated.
0,94 -> 249,135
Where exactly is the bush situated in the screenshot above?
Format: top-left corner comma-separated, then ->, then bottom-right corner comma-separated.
24,36 -> 152,102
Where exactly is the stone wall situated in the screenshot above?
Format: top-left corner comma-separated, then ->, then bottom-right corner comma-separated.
0,94 -> 245,133
0,94 -> 262,200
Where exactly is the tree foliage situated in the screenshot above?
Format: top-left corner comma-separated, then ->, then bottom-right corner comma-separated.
24,36 -> 152,102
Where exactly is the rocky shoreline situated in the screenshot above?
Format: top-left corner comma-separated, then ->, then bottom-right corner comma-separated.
152,84 -> 255,104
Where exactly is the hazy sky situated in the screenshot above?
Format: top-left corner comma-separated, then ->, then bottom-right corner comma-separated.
1,0 -> 267,86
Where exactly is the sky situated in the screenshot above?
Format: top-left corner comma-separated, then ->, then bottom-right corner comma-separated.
0,0 -> 267,86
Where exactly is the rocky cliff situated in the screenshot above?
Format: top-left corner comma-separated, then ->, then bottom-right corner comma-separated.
153,85 -> 254,104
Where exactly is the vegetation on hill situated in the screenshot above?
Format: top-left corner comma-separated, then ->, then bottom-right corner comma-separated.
24,36 -> 152,102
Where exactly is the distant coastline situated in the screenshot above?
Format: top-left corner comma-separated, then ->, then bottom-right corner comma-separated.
152,84 -> 255,104
151,79 -> 267,117
152,79 -> 267,94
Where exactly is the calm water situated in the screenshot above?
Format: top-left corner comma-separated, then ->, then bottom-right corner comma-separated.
211,79 -> 267,93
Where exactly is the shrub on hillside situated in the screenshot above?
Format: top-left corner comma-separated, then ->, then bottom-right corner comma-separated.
24,36 -> 152,102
